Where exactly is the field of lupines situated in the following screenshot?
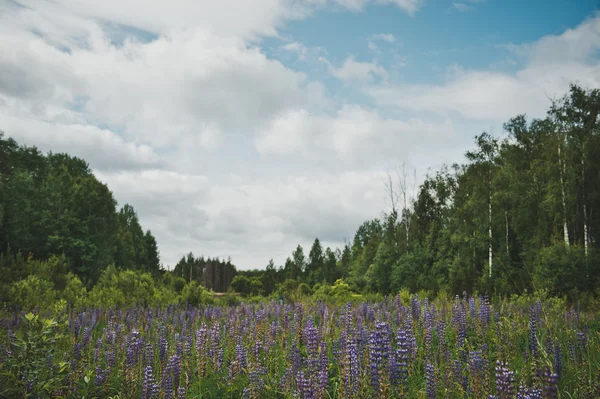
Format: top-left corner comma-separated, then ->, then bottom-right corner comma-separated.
1,294 -> 599,398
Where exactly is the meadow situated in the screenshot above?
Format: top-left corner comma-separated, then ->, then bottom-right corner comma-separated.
1,293 -> 598,399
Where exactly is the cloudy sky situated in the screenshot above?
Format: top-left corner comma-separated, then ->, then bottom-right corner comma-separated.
1,0 -> 599,270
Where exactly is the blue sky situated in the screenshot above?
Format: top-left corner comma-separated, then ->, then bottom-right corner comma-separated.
0,0 -> 599,269
266,0 -> 598,81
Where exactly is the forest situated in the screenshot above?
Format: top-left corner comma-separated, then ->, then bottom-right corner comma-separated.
0,84 -> 599,309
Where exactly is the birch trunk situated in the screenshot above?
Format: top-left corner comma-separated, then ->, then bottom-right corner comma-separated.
558,140 -> 570,247
488,186 -> 492,278
582,156 -> 588,257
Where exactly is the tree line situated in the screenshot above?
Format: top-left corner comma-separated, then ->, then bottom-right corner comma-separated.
235,84 -> 600,301
0,134 -> 161,286
173,253 -> 236,292
1,83 -> 599,306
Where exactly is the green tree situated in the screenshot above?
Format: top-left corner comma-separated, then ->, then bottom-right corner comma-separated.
307,238 -> 324,286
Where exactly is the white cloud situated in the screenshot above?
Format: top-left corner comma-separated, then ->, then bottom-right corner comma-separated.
325,56 -> 389,82
372,33 -> 396,43
366,15 -> 600,122
0,7 -> 330,158
97,169 -> 389,268
377,0 -> 422,15
255,105 -> 459,171
452,0 -> 486,12
452,2 -> 471,12
0,107 -> 164,172
280,41 -> 309,60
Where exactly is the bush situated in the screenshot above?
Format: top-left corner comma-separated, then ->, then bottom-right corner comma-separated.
296,283 -> 313,297
216,294 -> 241,306
88,265 -> 159,307
11,275 -> 57,309
181,281 -> 214,305
0,313 -> 70,398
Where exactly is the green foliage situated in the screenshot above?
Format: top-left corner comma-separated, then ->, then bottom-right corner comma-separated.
0,313 -> 69,398
172,276 -> 187,293
180,280 -> 214,305
88,265 -> 159,307
215,293 -> 242,306
533,243 -> 598,299
296,282 -> 312,297
10,275 -> 57,310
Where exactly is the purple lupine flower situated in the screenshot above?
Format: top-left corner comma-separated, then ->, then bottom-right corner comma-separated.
210,324 -> 220,369
469,297 -> 476,319
94,338 -> 102,364
145,342 -> 154,369
143,365 -> 155,399
157,334 -> 168,362
126,343 -> 136,368
177,386 -> 186,399
480,295 -> 490,328
151,382 -> 160,399
542,367 -> 558,399
345,336 -> 359,398
235,338 -> 247,373
517,386 -> 541,399
290,341 -> 302,378
425,363 -> 435,399
295,370 -> 313,399
469,350 -> 485,396
495,360 -> 515,399
453,359 -> 467,392
94,366 -> 107,386
576,330 -> 586,353
318,341 -> 329,396
411,296 -> 421,324
396,329 -> 409,385
82,327 -> 91,348
554,344 -> 562,379
74,341 -> 84,363
162,361 -> 174,399
529,308 -> 538,357
166,354 -> 181,392
106,347 -> 115,368
368,321 -> 389,393
568,341 -> 576,362
425,325 -> 433,361
304,320 -> 319,374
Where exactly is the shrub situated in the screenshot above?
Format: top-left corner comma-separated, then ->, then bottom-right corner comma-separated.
0,313 -> 69,398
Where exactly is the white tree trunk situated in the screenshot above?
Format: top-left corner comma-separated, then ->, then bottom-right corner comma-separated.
558,142 -> 570,247
488,184 -> 493,278
582,157 -> 588,257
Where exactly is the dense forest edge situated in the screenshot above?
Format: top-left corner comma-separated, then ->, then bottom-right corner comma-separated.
1,83 -> 600,311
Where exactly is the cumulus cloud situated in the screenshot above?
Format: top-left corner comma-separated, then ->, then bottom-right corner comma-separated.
366,15 -> 600,122
96,170 -> 388,268
255,105 -> 459,173
280,41 -> 309,60
0,4 -> 330,162
324,56 -> 389,82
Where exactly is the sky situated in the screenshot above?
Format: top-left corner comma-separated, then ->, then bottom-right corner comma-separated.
1,0 -> 599,270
